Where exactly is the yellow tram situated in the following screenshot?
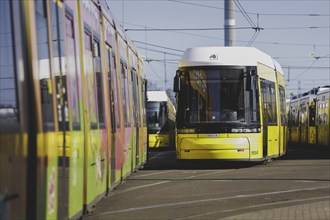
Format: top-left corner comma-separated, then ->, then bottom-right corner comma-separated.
173,47 -> 287,161
147,91 -> 176,149
0,0 -> 147,219
316,87 -> 330,146
288,86 -> 329,147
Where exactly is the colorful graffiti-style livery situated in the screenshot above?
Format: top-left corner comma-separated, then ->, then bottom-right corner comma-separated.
0,0 -> 147,219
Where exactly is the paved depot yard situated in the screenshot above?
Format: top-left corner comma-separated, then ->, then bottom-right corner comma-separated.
85,146 -> 330,220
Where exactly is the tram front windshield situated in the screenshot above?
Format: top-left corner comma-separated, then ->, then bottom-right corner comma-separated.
147,102 -> 167,133
178,67 -> 260,129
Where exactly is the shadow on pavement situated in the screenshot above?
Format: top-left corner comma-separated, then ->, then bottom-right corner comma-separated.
143,144 -> 329,170
143,151 -> 261,170
283,144 -> 330,160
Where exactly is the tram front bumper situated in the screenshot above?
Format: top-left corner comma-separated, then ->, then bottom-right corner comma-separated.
177,136 -> 250,160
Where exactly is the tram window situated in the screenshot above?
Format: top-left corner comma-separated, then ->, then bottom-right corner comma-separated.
120,61 -> 129,127
261,80 -> 277,125
112,54 -> 120,129
180,68 -> 260,124
84,29 -> 98,129
64,13 -> 81,130
35,0 -> 55,131
131,69 -> 140,127
279,86 -> 287,125
135,73 -> 141,127
93,38 -> 105,128
50,2 -> 72,131
106,46 -> 116,130
142,80 -> 147,127
126,66 -> 131,126
0,0 -> 19,126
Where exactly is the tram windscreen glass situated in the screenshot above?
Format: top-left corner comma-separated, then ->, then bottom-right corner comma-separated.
147,102 -> 167,132
181,67 -> 260,125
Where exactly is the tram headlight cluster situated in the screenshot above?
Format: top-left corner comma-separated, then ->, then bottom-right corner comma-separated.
231,128 -> 260,133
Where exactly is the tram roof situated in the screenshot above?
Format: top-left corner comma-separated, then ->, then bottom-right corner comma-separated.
317,86 -> 330,95
147,91 -> 169,102
179,47 -> 283,74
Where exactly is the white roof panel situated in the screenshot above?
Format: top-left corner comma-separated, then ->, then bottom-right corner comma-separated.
147,91 -> 168,102
179,47 -> 278,71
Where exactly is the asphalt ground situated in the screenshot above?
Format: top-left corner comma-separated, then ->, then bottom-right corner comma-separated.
84,145 -> 330,220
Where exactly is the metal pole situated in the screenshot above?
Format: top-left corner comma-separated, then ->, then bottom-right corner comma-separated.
164,52 -> 167,91
224,0 -> 235,46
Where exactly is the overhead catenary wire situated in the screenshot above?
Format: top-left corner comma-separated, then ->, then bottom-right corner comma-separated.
292,60 -> 320,80
146,61 -> 163,81
136,46 -> 182,57
291,53 -> 330,80
123,22 -> 329,47
166,0 -> 330,17
235,0 -> 257,28
126,27 -> 254,31
125,26 -> 328,32
134,40 -> 184,52
233,0 -> 262,46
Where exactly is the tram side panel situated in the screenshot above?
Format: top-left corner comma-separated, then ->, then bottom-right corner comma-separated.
117,34 -> 132,179
134,55 -> 147,167
141,78 -> 148,162
78,0 -> 109,212
49,1 -> 86,219
300,96 -> 317,145
128,47 -> 139,170
1,1 -> 31,219
288,99 -> 300,145
110,39 -> 123,186
28,1 -> 60,219
137,62 -> 147,164
277,71 -> 287,155
100,13 -> 124,187
0,1 -> 61,219
102,13 -> 119,191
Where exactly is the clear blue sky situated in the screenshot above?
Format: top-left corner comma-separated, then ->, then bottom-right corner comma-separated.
107,0 -> 330,96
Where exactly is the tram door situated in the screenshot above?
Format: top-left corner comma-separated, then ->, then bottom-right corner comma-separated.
132,69 -> 140,167
261,78 -> 279,157
106,46 -> 116,187
260,80 -> 268,157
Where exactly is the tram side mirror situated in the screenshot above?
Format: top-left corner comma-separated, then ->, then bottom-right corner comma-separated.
173,71 -> 181,92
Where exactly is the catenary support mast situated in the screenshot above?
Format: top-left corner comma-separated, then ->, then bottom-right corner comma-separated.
224,0 -> 235,46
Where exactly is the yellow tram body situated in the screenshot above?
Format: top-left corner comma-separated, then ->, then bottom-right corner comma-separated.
174,47 -> 287,161
0,0 -> 147,219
